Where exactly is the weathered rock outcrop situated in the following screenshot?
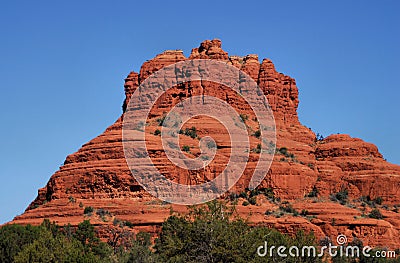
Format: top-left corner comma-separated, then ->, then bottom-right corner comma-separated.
10,39 -> 400,249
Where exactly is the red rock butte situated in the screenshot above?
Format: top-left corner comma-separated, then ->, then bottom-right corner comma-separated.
10,39 -> 400,248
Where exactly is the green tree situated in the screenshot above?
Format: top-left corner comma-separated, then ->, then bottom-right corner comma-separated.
74,220 -> 97,247
73,220 -> 112,259
0,224 -> 41,263
368,208 -> 384,219
155,200 -> 320,262
14,227 -> 99,263
127,232 -> 159,263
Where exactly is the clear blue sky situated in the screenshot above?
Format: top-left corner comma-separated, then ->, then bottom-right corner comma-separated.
0,0 -> 399,224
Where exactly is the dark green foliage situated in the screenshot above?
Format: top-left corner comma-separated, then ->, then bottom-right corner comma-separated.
179,126 -> 198,139
279,203 -> 299,216
253,129 -> 261,138
374,196 -> 383,205
206,140 -> 216,149
265,209 -> 273,216
307,185 -> 319,197
14,229 -> 99,263
336,189 -> 348,202
259,187 -> 275,201
256,143 -> 262,152
360,195 -> 371,203
124,221 -> 135,228
300,209 -> 309,216
122,101 -> 127,113
154,129 -> 161,136
242,200 -> 250,206
74,220 -> 98,247
319,236 -> 332,247
368,208 -> 384,219
360,195 -> 384,207
127,232 -> 159,263
3,201 -> 393,262
84,206 -> 94,215
0,224 -> 41,262
156,116 -> 166,126
68,196 -> 76,203
330,187 -> 348,205
252,143 -> 262,153
182,145 -> 190,152
248,196 -> 257,205
0,220 -> 106,263
276,147 -> 296,161
315,133 -> 324,141
239,113 -> 248,122
96,208 -> 110,218
239,191 -> 248,199
237,188 -> 275,206
236,188 -> 275,206
154,201 -> 320,262
249,188 -> 260,198
277,147 -> 288,155
228,192 -> 239,201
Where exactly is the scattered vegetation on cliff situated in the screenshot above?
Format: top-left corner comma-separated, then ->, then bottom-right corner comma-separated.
307,185 -> 319,198
275,147 -> 297,162
315,133 -> 325,142
179,126 -> 198,139
229,187 -> 275,206
330,186 -> 349,205
239,113 -> 248,122
368,208 -> 384,220
253,129 -> 261,138
156,115 -> 166,126
251,143 -> 262,153
153,129 -> 161,136
359,195 -> 384,207
84,206 -> 94,215
182,145 -> 190,152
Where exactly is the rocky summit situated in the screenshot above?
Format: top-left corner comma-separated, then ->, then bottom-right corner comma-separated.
11,39 -> 400,248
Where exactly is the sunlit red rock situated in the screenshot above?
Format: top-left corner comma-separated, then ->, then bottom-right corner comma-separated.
9,39 -> 400,249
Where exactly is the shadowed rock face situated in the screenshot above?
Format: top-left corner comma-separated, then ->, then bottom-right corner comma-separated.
11,39 -> 400,249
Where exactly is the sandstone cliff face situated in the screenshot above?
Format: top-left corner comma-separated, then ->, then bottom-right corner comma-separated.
11,39 -> 400,249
